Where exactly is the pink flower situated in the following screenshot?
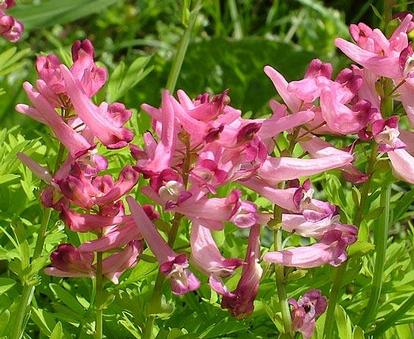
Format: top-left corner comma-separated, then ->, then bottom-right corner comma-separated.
299,135 -> 368,184
101,240 -> 143,284
136,90 -> 177,175
127,196 -> 200,295
263,229 -> 356,268
320,88 -> 373,134
190,219 -> 243,278
44,244 -> 94,278
61,65 -> 134,149
215,224 -> 262,318
372,116 -> 406,152
282,213 -> 357,240
0,11 -> 23,42
256,151 -> 352,185
335,14 -> 413,79
0,1 -> 15,10
16,82 -> 93,158
60,206 -> 132,233
388,148 -> 414,184
288,59 -> 333,103
289,289 -> 327,339
70,39 -> 107,97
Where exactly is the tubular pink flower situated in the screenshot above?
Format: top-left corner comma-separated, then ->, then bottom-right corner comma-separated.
35,55 -> 65,95
372,116 -> 406,152
44,244 -> 94,278
178,89 -> 230,121
60,206 -> 132,233
127,196 -> 200,295
257,152 -> 353,185
299,135 -> 368,183
101,240 -> 143,284
17,153 -> 52,183
264,65 -> 301,112
335,15 -> 413,79
60,65 -> 133,149
282,213 -> 357,240
79,220 -> 142,252
263,229 -> 355,268
16,82 -> 93,158
219,224 -> 262,318
289,289 -> 327,339
137,91 -> 177,175
70,39 -> 107,97
240,177 -> 299,211
335,38 -> 402,78
190,219 -> 243,278
388,148 -> 414,184
258,110 -> 315,145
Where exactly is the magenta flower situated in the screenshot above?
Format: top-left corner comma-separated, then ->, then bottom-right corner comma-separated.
127,196 -> 200,295
282,213 -> 357,240
0,8 -> 23,42
215,224 -> 262,318
289,289 -> 327,339
44,244 -> 94,278
263,229 -> 356,268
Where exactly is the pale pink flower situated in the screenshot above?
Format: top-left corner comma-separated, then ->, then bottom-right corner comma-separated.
263,229 -> 356,268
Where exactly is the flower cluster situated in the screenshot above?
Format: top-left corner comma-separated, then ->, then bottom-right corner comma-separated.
0,0 -> 23,42
18,40 -> 141,284
16,13 -> 414,339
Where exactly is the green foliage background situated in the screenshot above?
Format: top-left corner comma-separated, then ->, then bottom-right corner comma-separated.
0,0 -> 413,338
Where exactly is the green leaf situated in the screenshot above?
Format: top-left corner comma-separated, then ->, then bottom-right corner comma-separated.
49,322 -> 64,339
335,305 -> 353,339
106,56 -> 153,102
0,278 -> 16,295
31,307 -> 57,336
0,309 -> 10,336
0,174 -> 19,184
49,283 -> 86,315
9,0 -> 120,30
352,326 -> 364,339
348,240 -> 374,258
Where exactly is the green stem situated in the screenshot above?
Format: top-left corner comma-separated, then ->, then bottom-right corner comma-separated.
359,185 -> 391,329
370,293 -> 414,336
274,229 -> 293,337
10,281 -> 34,339
95,252 -> 103,339
323,144 -> 378,339
10,206 -> 53,339
165,1 -> 201,93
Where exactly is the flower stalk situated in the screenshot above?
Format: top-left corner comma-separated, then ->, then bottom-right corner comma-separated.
359,184 -> 391,328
